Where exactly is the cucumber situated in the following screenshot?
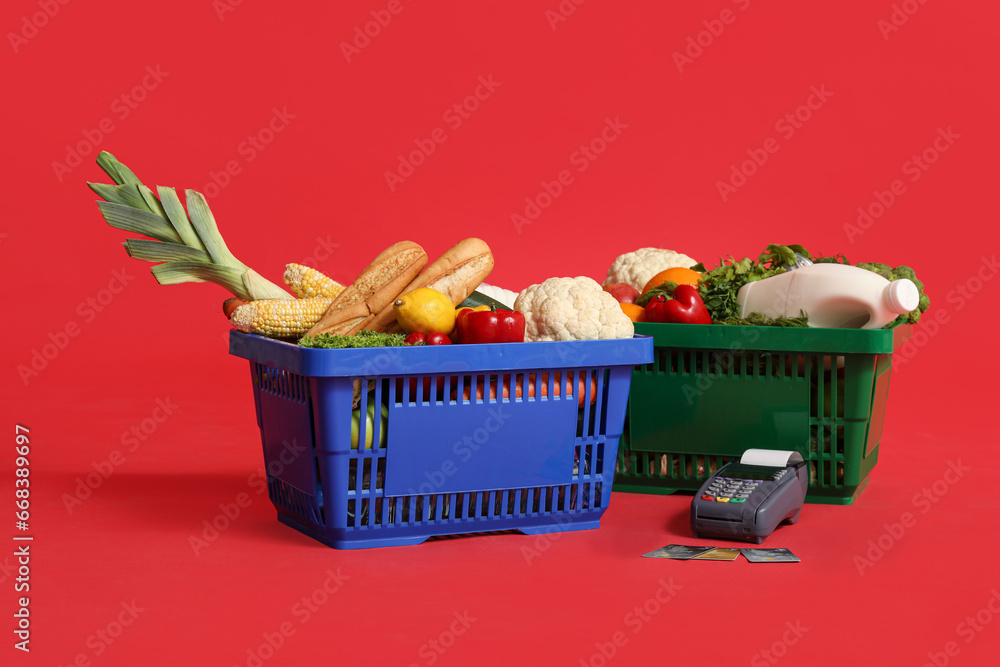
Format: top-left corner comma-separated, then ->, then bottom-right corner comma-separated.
458,290 -> 513,311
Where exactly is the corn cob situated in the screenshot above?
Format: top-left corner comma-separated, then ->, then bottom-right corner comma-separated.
230,298 -> 333,338
283,263 -> 346,299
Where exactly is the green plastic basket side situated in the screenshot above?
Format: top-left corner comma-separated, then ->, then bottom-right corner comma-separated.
805,354 -> 875,503
628,347 -> 812,457
616,325 -> 911,505
617,353 -> 882,504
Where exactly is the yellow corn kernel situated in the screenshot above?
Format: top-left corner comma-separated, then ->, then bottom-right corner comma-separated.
230,298 -> 332,338
283,263 -> 345,299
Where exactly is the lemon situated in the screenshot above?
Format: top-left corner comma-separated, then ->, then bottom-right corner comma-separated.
393,288 -> 456,334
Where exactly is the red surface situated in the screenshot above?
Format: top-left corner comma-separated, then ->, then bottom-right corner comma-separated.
2,0 -> 999,665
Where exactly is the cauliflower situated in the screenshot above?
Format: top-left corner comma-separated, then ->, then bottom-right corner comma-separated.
514,277 -> 634,342
604,247 -> 698,291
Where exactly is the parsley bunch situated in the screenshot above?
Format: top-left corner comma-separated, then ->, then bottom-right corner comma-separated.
298,330 -> 407,349
691,252 -> 788,324
693,244 -> 928,328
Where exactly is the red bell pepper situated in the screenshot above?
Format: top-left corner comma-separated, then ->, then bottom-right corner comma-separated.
455,306 -> 525,344
644,284 -> 712,324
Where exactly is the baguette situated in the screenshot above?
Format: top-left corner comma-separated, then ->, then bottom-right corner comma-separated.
305,241 -> 427,337
365,238 -> 494,332
423,238 -> 494,305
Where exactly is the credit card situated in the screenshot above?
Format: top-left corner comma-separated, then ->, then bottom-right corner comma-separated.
642,544 -> 715,560
692,547 -> 741,561
740,548 -> 800,563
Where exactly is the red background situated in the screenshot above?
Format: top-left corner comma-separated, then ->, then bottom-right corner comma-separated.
2,0 -> 999,665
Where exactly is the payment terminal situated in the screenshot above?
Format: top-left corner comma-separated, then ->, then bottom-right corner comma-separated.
690,449 -> 808,544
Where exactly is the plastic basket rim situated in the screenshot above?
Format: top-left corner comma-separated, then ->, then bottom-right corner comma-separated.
632,322 -> 911,355
230,331 -> 654,377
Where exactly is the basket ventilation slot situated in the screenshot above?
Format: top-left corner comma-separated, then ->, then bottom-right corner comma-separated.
268,476 -> 322,525
255,363 -> 308,403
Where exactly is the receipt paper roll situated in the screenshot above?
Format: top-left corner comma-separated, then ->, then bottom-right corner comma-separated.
740,449 -> 804,467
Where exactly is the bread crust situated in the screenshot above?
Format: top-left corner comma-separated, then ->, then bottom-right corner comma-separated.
305,241 -> 427,337
364,238 -> 494,332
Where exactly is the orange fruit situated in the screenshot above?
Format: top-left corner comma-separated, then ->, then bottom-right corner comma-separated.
642,267 -> 702,294
619,302 -> 646,323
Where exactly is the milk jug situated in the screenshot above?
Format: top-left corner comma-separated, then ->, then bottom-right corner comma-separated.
736,263 -> 919,329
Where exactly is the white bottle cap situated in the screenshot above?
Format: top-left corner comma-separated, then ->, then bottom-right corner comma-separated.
884,279 -> 920,314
